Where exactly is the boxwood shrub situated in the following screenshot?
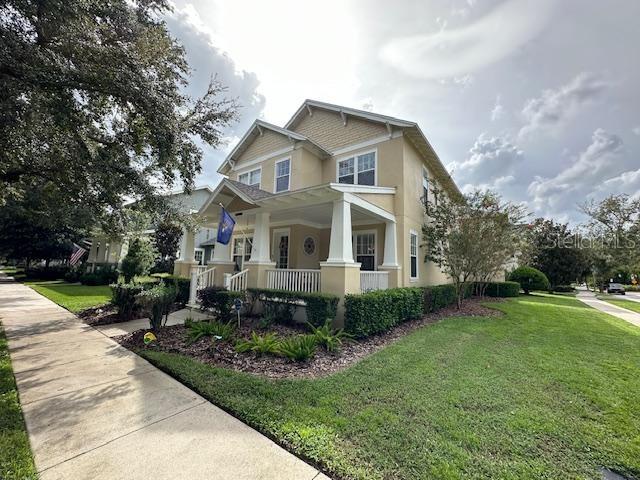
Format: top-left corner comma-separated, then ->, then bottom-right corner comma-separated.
480,281 -> 520,297
247,288 -> 339,327
198,286 -> 245,321
344,287 -> 422,338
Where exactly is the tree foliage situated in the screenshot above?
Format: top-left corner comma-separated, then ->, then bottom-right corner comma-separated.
121,237 -> 157,283
153,219 -> 183,272
0,0 -> 237,235
422,187 -> 526,307
508,266 -> 550,294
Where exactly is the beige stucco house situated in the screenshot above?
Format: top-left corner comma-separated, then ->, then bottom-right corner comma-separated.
175,100 -> 461,319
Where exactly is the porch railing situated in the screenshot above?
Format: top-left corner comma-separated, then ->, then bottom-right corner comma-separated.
266,269 -> 321,293
360,271 -> 389,292
225,269 -> 248,292
188,266 -> 216,305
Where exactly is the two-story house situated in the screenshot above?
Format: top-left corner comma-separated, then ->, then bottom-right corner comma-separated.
174,100 -> 462,319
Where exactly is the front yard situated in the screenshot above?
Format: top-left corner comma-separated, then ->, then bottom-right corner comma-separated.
598,295 -> 640,314
141,295 -> 640,480
27,281 -> 111,313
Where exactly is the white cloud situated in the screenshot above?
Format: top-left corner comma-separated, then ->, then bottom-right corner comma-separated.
528,128 -> 624,214
633,126 -> 640,135
600,169 -> 640,198
379,0 -> 556,79
518,72 -> 609,139
490,95 -> 504,121
451,134 -> 524,191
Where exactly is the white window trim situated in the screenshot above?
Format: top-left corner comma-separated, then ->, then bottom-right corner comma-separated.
237,166 -> 262,188
272,228 -> 291,269
422,166 -> 429,206
335,149 -> 377,186
274,157 -> 291,193
352,229 -> 378,271
194,247 -> 205,265
409,229 -> 419,281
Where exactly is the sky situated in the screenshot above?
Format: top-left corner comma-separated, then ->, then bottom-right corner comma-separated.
164,0 -> 640,224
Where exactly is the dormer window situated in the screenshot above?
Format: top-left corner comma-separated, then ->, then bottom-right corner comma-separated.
337,151 -> 376,186
238,168 -> 261,188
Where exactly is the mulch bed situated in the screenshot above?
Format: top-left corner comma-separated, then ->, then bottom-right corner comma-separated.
117,298 -> 503,380
80,303 -> 184,326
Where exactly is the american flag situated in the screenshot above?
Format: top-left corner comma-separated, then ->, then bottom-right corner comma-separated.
69,243 -> 87,266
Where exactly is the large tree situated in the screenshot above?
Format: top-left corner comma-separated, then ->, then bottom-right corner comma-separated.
0,0 -> 237,235
423,188 -> 526,307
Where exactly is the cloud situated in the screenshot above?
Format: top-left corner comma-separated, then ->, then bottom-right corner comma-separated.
633,126 -> 640,136
518,72 -> 609,139
451,134 -> 524,191
379,0 -> 556,79
490,95 -> 505,121
528,128 -> 624,214
600,169 -> 640,199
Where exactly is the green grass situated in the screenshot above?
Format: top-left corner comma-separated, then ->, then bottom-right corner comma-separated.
598,296 -> 640,314
141,295 -> 640,480
28,282 -> 112,313
0,325 -> 37,480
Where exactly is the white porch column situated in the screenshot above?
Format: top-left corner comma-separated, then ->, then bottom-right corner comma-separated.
381,221 -> 400,268
178,227 -> 195,262
248,212 -> 272,263
325,198 -> 355,264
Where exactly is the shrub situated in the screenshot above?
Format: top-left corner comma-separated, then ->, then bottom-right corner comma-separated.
480,281 -> 520,297
508,266 -> 550,294
422,284 -> 460,313
198,286 -> 244,322
64,266 -> 84,283
80,266 -> 118,285
136,283 -> 177,330
277,335 -> 317,362
187,320 -> 235,343
25,265 -> 69,280
235,332 -> 280,355
111,283 -> 144,320
121,237 -> 157,283
247,288 -> 339,327
344,287 -> 423,338
553,285 -> 575,293
162,275 -> 190,305
307,319 -> 351,352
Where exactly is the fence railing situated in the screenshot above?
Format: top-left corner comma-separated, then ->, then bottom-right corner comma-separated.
360,271 -> 389,292
189,266 -> 216,305
224,269 -> 248,292
266,269 -> 321,293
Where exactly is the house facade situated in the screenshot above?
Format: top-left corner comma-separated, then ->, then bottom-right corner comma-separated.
175,100 -> 461,319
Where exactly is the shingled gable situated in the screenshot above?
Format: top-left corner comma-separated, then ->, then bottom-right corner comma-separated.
216,119 -> 330,175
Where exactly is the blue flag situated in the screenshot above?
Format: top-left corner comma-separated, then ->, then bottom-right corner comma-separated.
216,208 -> 236,245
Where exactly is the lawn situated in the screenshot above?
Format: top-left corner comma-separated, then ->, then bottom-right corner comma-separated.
141,295 -> 640,480
0,325 -> 37,480
598,296 -> 640,314
28,281 -> 112,313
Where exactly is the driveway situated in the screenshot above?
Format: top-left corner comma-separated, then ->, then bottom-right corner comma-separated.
576,289 -> 640,328
0,277 -> 328,480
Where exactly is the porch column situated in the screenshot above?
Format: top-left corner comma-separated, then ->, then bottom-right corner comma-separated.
380,220 -> 402,288
246,212 -> 275,289
320,197 -> 361,328
173,227 -> 198,277
209,229 -> 235,287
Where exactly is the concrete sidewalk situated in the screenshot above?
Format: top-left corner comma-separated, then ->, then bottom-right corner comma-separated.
0,277 -> 328,480
576,289 -> 640,328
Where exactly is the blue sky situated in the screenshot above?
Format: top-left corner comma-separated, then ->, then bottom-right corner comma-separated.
164,0 -> 640,224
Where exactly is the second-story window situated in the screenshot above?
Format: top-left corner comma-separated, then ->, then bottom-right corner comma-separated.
238,168 -> 261,188
275,158 -> 290,193
338,151 -> 376,186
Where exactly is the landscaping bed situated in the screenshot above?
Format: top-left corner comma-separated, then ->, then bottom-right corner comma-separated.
117,298 -> 500,379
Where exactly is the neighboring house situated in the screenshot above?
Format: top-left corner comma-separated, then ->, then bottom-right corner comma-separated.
86,186 -> 215,269
175,100 -> 462,319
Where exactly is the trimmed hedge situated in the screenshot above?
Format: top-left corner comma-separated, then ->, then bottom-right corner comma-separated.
198,286 -> 244,322
508,266 -> 549,294
161,275 -> 190,306
344,288 -> 422,338
80,267 -> 118,285
480,281 -> 520,297
25,266 -> 70,280
552,285 -> 575,293
247,288 -> 339,327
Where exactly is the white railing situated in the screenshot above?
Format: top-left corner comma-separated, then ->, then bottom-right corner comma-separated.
266,269 -> 321,293
189,266 -> 216,305
224,269 -> 248,292
360,271 -> 389,292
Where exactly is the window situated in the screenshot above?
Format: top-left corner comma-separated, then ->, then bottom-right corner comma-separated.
410,231 -> 418,280
232,237 -> 252,271
194,249 -> 204,265
422,167 -> 429,206
238,168 -> 261,188
354,232 -> 375,271
209,247 -> 215,262
338,151 -> 376,186
274,158 -> 290,192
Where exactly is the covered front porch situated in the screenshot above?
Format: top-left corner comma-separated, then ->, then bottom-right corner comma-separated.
174,181 -> 401,308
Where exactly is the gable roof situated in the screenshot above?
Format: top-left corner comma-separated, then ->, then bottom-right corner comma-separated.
217,120 -> 330,175
286,99 -> 462,200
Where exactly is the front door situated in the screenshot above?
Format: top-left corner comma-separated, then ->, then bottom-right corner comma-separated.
273,230 -> 289,269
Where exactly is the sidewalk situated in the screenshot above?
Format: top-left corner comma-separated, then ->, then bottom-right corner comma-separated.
0,277 -> 328,480
576,289 -> 640,328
